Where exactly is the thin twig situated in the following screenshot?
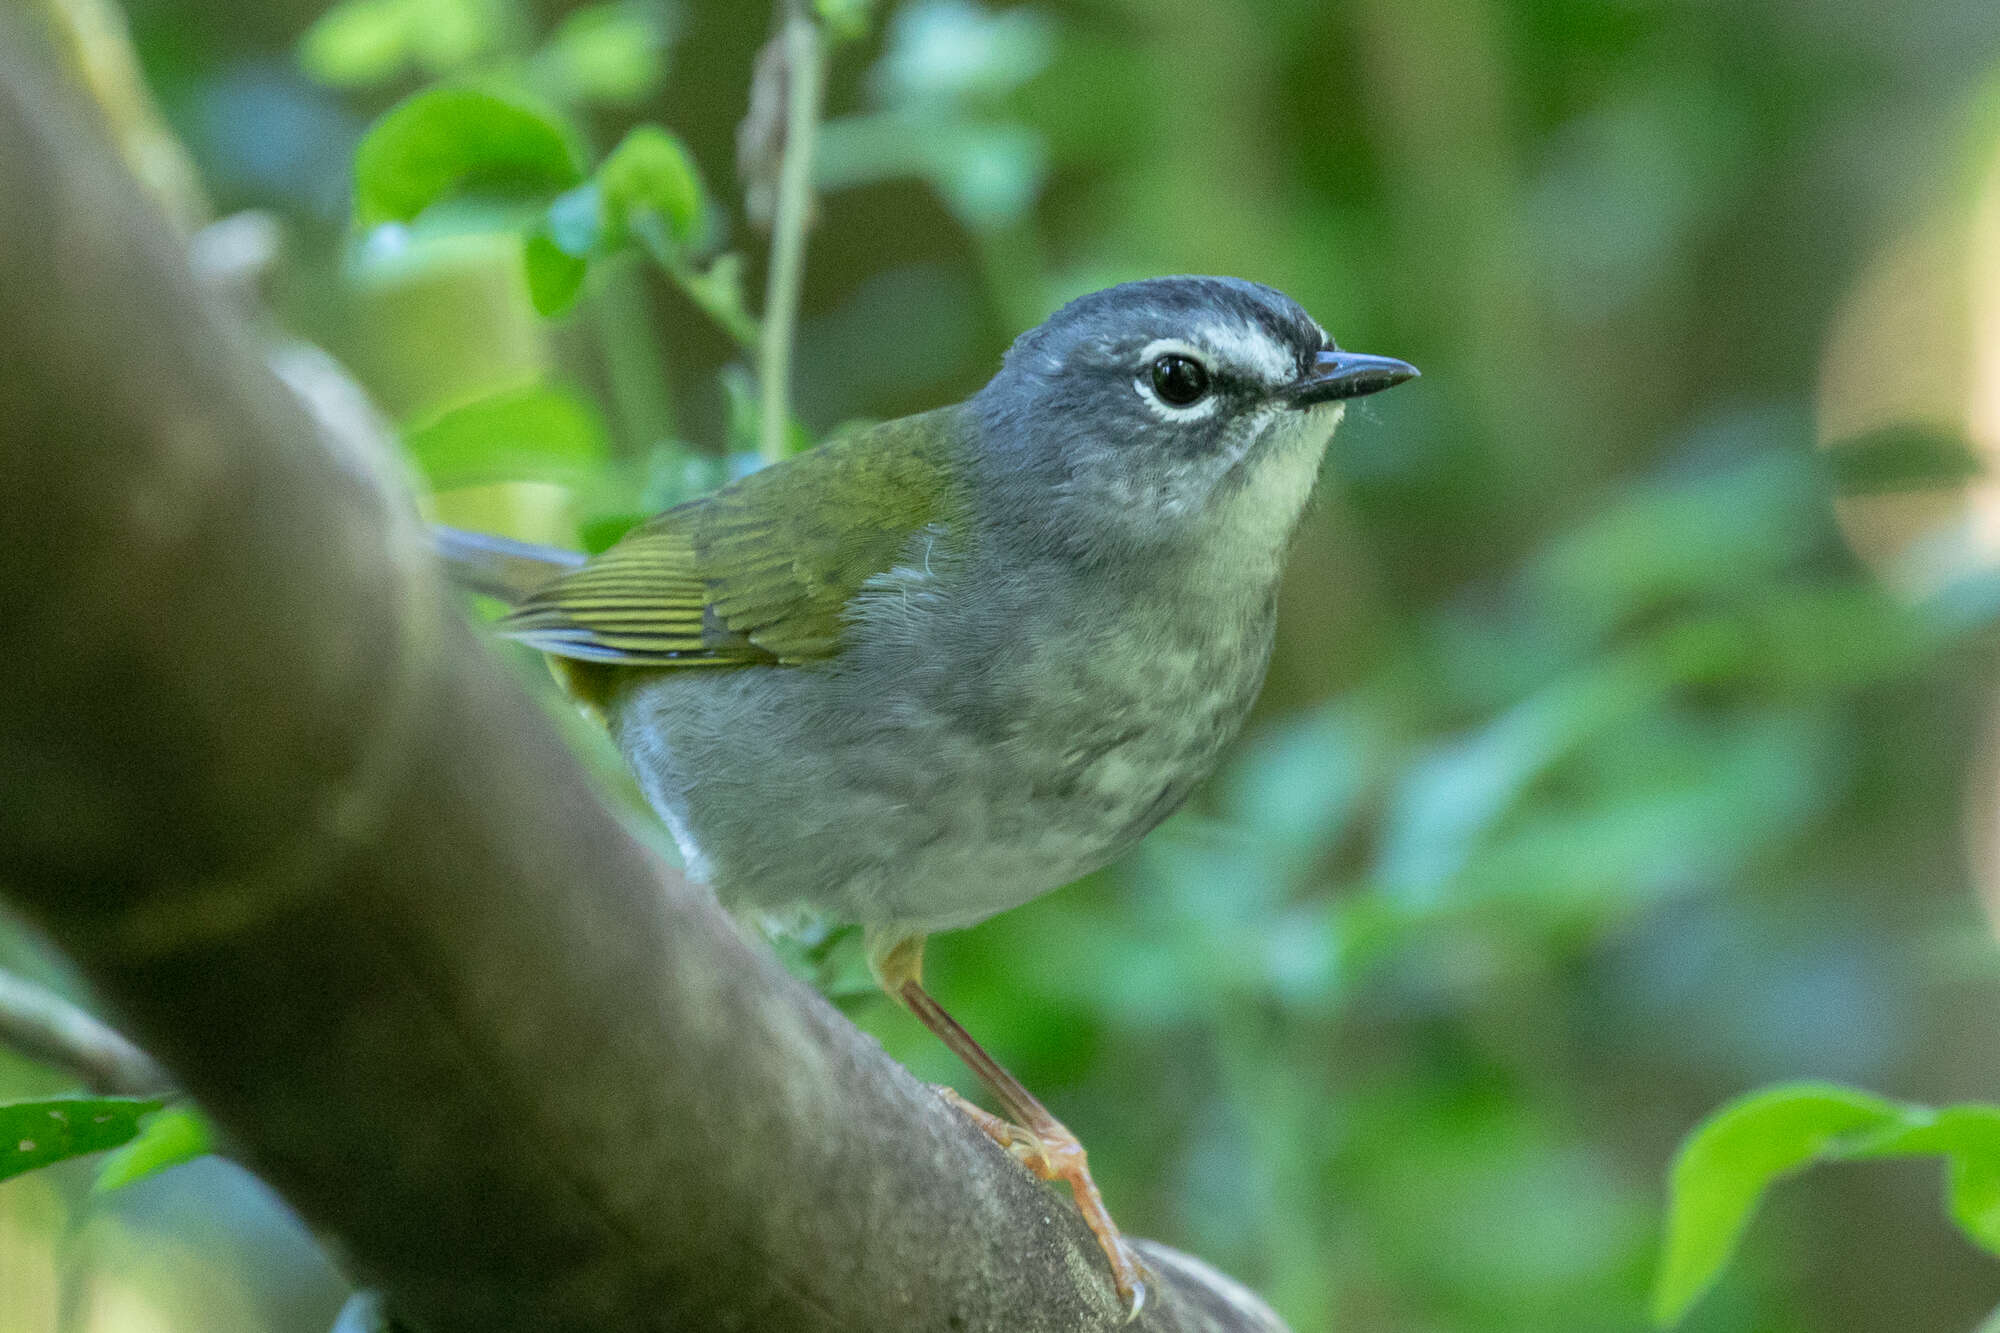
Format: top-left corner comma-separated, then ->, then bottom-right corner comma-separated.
0,967 -> 171,1097
756,0 -> 826,463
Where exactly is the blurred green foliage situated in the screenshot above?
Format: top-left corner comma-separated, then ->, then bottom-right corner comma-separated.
9,0 -> 2000,1330
93,1109 -> 217,1197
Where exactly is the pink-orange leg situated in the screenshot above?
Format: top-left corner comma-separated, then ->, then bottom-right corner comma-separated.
870,930 -> 1147,1318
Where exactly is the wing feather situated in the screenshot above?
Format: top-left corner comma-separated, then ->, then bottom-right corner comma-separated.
494,410 -> 966,668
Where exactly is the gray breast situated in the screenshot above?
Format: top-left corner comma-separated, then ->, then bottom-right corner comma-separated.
603,546 -> 1277,936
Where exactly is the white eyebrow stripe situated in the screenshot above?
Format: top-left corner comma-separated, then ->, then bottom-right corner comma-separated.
1138,337 -> 1210,367
1145,321 -> 1296,387
1209,322 -> 1293,382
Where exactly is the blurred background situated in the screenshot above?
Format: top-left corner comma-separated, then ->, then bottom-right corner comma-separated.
10,0 -> 2000,1328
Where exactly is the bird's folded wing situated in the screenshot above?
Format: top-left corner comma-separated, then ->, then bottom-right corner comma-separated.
495,410 -> 965,667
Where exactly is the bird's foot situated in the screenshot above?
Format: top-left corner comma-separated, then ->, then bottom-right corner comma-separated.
934,1085 -> 1148,1320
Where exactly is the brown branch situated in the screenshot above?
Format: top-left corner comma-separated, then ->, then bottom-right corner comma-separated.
0,19 -> 1288,1333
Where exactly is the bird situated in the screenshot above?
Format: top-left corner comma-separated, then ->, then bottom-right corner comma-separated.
435,275 -> 1417,1315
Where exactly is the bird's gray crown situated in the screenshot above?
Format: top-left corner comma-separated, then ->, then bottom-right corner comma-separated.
1001,275 -> 1330,390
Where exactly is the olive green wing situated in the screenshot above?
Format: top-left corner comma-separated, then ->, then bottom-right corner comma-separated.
495,409 -> 967,667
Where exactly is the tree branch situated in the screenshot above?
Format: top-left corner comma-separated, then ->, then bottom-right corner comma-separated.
0,21 -> 1287,1333
0,967 -> 171,1096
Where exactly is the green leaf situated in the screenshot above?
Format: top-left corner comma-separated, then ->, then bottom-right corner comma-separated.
354,86 -> 585,228
94,1106 -> 213,1193
302,0 -> 504,87
1657,1089 -> 2000,1325
521,184 -> 604,316
517,130 -> 700,317
536,2 -> 674,105
403,384 -> 611,490
578,511 -> 645,555
1652,1083 -> 1910,1326
300,0 -> 412,87
815,0 -> 876,43
0,1098 -> 163,1183
1951,1145 -> 2000,1255
598,126 -> 702,244
1842,1105 -> 2000,1254
524,231 -> 589,316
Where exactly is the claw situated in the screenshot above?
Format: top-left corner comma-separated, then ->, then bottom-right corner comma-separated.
1120,1263 -> 1147,1323
932,1085 -> 1150,1315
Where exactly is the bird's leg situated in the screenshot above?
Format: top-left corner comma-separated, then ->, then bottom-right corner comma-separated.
868,930 -> 1147,1318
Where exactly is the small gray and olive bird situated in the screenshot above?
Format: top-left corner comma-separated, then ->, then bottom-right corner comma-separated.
437,275 -> 1416,1313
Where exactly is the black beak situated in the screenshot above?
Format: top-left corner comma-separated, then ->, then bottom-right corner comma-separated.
1290,349 -> 1420,406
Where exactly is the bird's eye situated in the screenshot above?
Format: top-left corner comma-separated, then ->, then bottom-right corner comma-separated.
1149,354 -> 1210,406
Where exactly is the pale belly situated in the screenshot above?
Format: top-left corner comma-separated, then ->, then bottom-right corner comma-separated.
603,613 -> 1270,936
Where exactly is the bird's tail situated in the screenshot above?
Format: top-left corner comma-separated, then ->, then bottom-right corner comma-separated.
431,525 -> 587,605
